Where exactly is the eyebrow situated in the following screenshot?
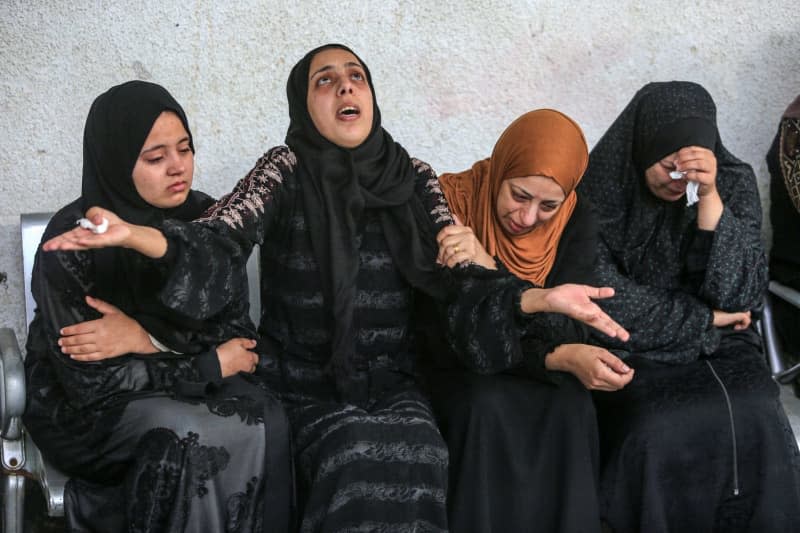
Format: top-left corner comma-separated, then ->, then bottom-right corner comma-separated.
309,61 -> 364,80
140,136 -> 190,154
511,184 -> 563,203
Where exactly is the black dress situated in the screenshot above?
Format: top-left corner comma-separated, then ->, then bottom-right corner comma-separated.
422,196 -> 604,533
578,81 -> 800,532
23,200 -> 292,533
155,147 -> 527,532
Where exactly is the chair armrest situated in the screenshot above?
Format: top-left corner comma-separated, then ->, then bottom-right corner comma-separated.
770,281 -> 800,309
0,327 -> 25,440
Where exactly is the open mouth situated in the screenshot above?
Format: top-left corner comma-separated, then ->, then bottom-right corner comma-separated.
338,105 -> 360,117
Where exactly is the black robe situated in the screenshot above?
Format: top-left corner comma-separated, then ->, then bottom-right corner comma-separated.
578,81 -> 800,532
422,195 -> 605,533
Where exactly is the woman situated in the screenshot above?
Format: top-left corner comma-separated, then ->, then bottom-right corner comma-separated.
425,109 -> 633,532
25,81 -> 291,532
578,81 -> 800,531
45,45 -> 530,532
767,94 -> 800,389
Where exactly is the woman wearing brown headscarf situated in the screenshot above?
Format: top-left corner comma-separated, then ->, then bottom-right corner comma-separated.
423,109 -> 632,533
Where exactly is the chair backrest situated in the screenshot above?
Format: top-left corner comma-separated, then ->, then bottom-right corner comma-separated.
21,213 -> 53,333
20,212 -> 261,333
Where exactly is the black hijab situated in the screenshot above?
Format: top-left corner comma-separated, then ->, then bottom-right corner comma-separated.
81,80 -> 213,345
579,81 -> 754,275
285,44 -> 443,396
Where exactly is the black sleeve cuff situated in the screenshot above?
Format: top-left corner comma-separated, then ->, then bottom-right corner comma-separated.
172,349 -> 222,398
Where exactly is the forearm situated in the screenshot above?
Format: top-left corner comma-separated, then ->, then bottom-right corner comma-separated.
123,224 -> 168,258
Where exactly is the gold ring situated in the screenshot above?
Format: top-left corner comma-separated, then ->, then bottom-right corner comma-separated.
453,246 -> 460,253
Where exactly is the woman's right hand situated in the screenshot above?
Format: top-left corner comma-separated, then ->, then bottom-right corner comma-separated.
545,343 -> 634,391
216,338 -> 259,378
520,284 -> 630,341
712,309 -> 751,330
436,215 -> 497,269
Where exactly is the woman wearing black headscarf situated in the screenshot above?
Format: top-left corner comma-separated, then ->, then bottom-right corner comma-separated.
25,81 -> 291,532
45,45 -> 530,531
578,81 -> 800,531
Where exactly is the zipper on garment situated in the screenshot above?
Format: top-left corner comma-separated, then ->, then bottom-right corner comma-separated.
706,360 -> 740,496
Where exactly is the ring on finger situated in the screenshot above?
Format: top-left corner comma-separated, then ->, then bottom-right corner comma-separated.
453,245 -> 460,253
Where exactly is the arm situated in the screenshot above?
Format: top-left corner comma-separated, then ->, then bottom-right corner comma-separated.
157,147 -> 293,320
677,147 -> 768,310
590,235 -> 718,362
30,243 -> 220,410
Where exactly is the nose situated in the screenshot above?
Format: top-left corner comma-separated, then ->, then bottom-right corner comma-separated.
519,204 -> 538,227
337,78 -> 353,96
166,151 -> 185,175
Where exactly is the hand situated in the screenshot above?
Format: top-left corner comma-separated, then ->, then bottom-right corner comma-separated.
59,296 -> 157,361
545,343 -> 634,391
674,146 -> 717,198
436,215 -> 497,269
712,309 -> 751,330
43,207 -> 131,252
216,338 -> 259,378
520,284 -> 630,341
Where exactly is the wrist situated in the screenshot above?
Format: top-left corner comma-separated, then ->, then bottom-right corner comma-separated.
520,288 -> 549,314
126,225 -> 168,258
544,344 -> 571,371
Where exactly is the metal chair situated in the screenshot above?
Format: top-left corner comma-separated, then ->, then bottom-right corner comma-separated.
1,212 -> 67,533
1,212 -> 263,531
760,280 -> 800,384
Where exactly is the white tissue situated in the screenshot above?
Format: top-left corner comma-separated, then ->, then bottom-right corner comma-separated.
668,171 -> 699,206
77,217 -> 109,234
669,170 -> 686,180
685,182 -> 699,206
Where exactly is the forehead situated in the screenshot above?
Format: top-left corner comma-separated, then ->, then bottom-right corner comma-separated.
308,48 -> 362,77
505,175 -> 565,199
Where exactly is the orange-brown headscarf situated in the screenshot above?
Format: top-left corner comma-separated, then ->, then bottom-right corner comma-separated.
439,109 -> 589,286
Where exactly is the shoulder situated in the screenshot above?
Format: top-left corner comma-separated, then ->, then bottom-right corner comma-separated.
252,145 -> 298,181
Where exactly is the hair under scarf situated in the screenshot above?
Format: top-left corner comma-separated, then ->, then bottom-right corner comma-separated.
438,109 -> 589,286
81,80 -> 213,346
284,44 -> 444,400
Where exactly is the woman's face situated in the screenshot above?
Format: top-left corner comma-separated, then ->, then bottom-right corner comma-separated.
306,47 -> 374,148
495,175 -> 565,236
131,111 -> 194,208
644,151 -> 687,202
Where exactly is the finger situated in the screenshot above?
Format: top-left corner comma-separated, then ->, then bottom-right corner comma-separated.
597,350 -> 631,374
70,352 -> 108,362
85,296 -> 120,315
60,321 -> 97,337
62,341 -> 98,355
583,286 -> 615,300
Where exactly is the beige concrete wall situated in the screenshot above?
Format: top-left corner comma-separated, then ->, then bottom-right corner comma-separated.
2,0 -> 799,342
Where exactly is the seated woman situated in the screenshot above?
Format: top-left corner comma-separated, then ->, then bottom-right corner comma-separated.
426,109 -> 633,532
44,45 -> 531,532
767,94 -> 800,390
578,81 -> 800,531
25,81 -> 291,532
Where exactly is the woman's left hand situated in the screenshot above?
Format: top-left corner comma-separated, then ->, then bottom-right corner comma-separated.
60,296 -> 157,361
436,215 -> 497,269
43,207 -> 130,252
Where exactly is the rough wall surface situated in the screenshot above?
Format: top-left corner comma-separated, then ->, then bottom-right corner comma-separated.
2,1 -> 799,345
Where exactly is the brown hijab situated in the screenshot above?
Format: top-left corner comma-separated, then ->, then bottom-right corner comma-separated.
439,109 -> 588,285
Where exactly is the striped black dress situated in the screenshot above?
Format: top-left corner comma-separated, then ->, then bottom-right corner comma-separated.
158,146 -> 526,532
